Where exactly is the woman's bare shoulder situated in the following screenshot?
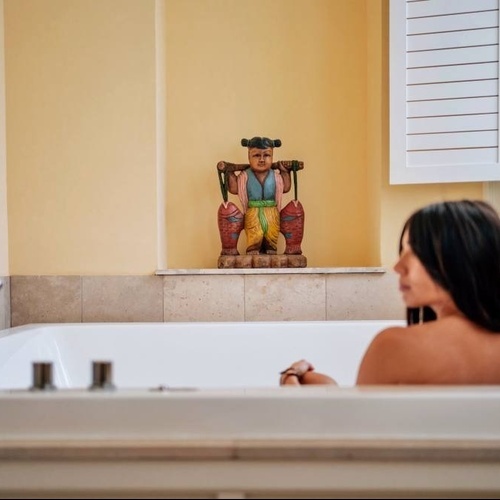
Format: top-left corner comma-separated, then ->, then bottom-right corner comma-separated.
356,318 -> 500,385
367,324 -> 421,347
355,324 -> 430,384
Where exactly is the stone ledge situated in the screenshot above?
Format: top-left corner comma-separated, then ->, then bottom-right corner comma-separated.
156,267 -> 387,276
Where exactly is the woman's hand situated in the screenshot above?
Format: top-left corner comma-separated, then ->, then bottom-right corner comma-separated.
279,359 -> 315,385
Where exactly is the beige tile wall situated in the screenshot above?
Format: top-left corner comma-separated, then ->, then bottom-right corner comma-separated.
4,271 -> 404,328
0,276 -> 10,330
82,276 -> 164,322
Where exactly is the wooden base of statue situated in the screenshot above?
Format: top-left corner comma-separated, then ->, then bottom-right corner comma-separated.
218,254 -> 307,269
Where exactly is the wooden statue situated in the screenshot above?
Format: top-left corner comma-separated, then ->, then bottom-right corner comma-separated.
217,137 -> 306,268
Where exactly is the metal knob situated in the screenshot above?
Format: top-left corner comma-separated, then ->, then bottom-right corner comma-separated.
30,362 -> 56,391
89,361 -> 115,391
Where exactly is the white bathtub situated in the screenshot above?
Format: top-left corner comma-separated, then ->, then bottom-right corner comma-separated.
1,320 -> 500,499
0,320 -> 400,390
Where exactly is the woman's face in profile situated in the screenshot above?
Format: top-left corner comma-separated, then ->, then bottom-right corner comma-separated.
248,147 -> 273,175
394,230 -> 455,315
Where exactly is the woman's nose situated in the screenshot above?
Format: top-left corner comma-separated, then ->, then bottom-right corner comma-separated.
393,257 -> 403,274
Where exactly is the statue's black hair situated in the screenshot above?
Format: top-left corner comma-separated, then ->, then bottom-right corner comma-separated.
241,137 -> 282,149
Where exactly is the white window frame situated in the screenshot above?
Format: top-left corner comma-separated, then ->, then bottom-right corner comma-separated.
390,0 -> 500,184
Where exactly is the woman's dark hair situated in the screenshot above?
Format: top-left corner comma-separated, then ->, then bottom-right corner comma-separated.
241,137 -> 282,149
400,200 -> 500,331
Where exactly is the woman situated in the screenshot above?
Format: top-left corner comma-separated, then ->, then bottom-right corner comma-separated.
280,200 -> 500,386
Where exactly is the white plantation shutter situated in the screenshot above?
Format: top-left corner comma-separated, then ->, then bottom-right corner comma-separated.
390,0 -> 500,184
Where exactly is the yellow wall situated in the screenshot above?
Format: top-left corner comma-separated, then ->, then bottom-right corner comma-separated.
365,0 -> 383,266
5,0 -> 158,275
0,0 -> 8,275
2,0 -> 485,274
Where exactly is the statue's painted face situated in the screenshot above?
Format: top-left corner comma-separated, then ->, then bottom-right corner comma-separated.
248,147 -> 273,175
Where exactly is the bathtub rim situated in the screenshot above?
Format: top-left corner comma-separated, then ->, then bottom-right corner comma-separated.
1,384 -> 500,441
0,318 -> 407,335
2,384 -> 500,497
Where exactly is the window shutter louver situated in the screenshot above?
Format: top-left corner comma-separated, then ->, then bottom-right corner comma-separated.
390,0 -> 500,184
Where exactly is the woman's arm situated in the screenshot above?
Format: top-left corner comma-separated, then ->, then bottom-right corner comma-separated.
279,359 -> 338,386
300,371 -> 337,385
